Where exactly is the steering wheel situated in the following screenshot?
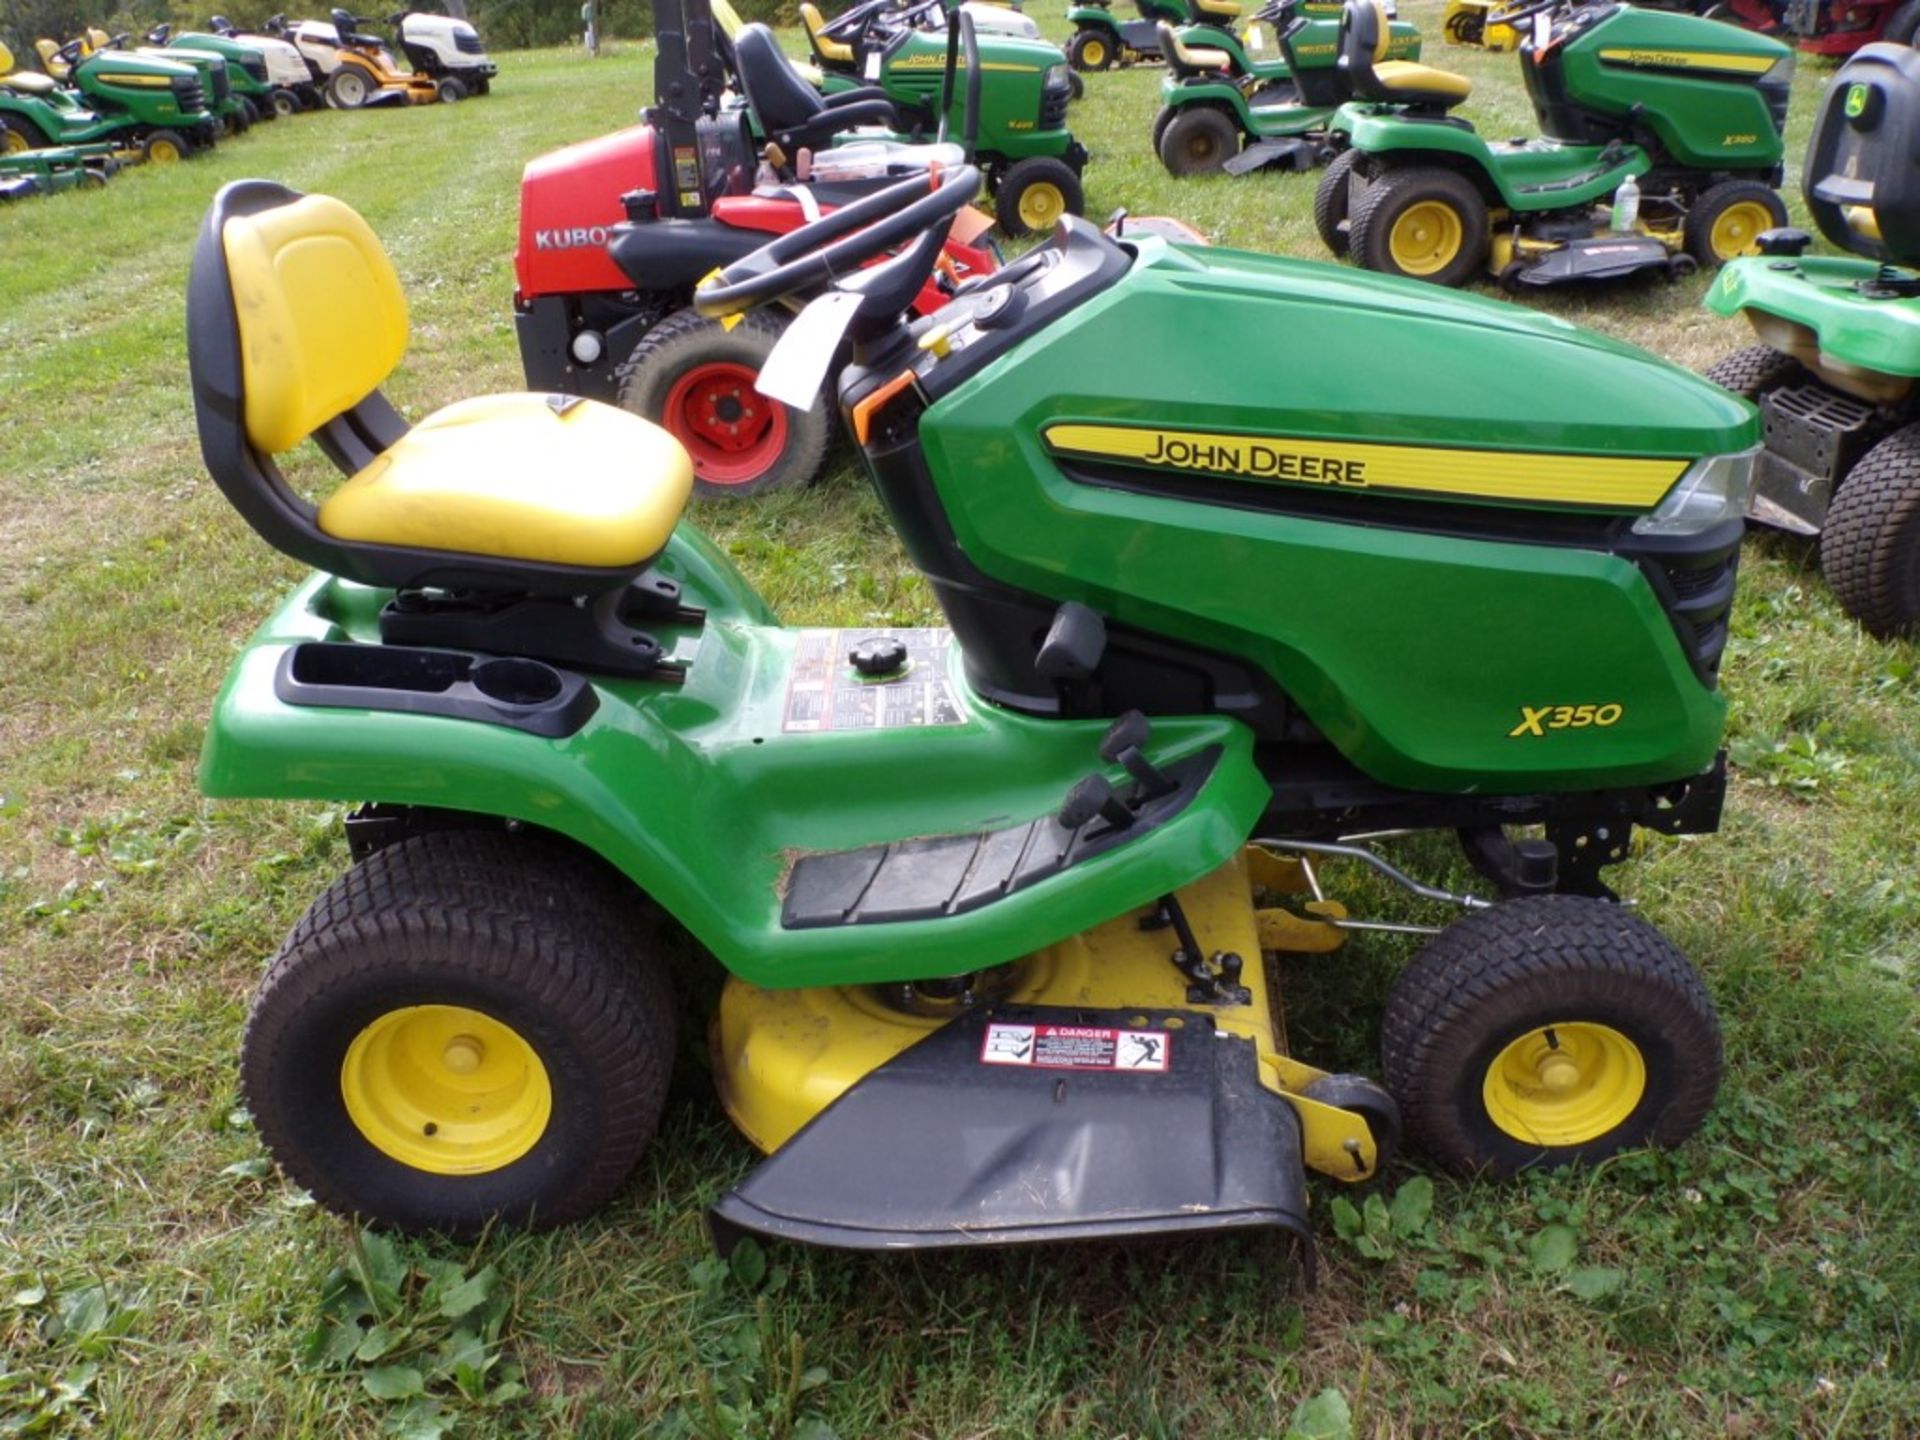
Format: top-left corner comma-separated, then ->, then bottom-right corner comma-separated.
55,38 -> 87,68
1485,0 -> 1562,29
695,162 -> 979,318
820,0 -> 904,46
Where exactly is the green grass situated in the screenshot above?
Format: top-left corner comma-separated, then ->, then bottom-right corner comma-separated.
2,11 -> 1919,1437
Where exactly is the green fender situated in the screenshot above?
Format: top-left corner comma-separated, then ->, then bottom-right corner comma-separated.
1065,7 -> 1123,37
1708,255 -> 1920,378
1342,105 -> 1645,212
201,531 -> 1270,991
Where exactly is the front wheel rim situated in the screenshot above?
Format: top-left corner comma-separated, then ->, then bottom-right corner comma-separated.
1709,199 -> 1773,261
1388,198 -> 1465,274
662,360 -> 789,485
1084,37 -> 1106,64
1481,1021 -> 1647,1147
1017,179 -> 1067,231
149,138 -> 182,162
341,1004 -> 553,1174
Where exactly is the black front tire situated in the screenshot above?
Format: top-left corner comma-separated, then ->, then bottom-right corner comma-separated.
994,155 -> 1085,237
436,75 -> 467,103
617,307 -> 833,499
241,830 -> 676,1233
1684,179 -> 1789,267
269,87 -> 301,117
1157,105 -> 1239,176
1349,165 -> 1488,288
1067,27 -> 1114,70
1314,146 -> 1360,256
1820,421 -> 1920,637
1703,342 -> 1802,400
1380,894 -> 1721,1175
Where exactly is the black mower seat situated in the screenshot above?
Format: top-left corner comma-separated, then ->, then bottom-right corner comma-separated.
188,180 -> 692,594
1160,22 -> 1232,76
1339,0 -> 1470,109
734,23 -> 901,154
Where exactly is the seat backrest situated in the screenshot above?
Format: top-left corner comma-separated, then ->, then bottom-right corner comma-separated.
799,3 -> 855,64
1336,0 -> 1389,99
35,39 -> 68,77
1804,43 -> 1920,264
0,42 -> 13,75
734,22 -> 826,131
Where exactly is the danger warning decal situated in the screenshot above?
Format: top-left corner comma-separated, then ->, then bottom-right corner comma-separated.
980,1023 -> 1171,1074
781,628 -> 967,734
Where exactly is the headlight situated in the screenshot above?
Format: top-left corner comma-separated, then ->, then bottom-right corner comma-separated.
1045,61 -> 1069,87
1631,447 -> 1757,537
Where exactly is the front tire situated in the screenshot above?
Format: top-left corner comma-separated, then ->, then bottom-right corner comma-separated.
1067,27 -> 1113,70
1349,165 -> 1488,287
1685,179 -> 1788,267
1820,421 -> 1920,637
1157,105 -> 1239,176
995,155 -> 1085,237
1381,894 -> 1721,1175
1314,146 -> 1360,256
618,307 -> 832,498
435,75 -> 467,103
241,830 -> 676,1233
269,87 -> 301,117
142,128 -> 188,164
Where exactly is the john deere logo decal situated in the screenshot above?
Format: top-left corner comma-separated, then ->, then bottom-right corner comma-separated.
1042,423 -> 1688,508
1845,83 -> 1870,117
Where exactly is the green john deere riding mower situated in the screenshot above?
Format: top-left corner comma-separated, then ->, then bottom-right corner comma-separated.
0,38 -> 216,161
1152,0 -> 1421,175
775,0 -> 1087,234
147,23 -> 291,123
1705,44 -> 1920,637
1316,0 -> 1794,289
187,163 -> 1751,1258
47,29 -> 250,141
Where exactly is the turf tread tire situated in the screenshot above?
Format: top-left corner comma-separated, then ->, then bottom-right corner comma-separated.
1380,894 -> 1720,1175
1703,342 -> 1802,399
616,307 -> 832,498
1819,421 -> 1920,637
1157,105 -> 1240,176
241,829 -> 675,1232
1314,146 -> 1359,257
1348,165 -> 1487,288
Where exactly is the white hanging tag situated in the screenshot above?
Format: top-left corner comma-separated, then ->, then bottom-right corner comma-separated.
756,290 -> 865,409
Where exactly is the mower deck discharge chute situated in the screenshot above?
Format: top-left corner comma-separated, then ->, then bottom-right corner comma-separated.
187,147 -> 1749,1261
1704,43 -> 1920,636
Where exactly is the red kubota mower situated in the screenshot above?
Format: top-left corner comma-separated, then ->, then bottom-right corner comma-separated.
1712,0 -> 1920,56
513,0 -> 999,497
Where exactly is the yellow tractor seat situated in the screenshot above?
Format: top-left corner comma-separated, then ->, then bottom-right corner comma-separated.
1161,23 -> 1232,76
188,180 -> 697,677
34,39 -> 71,80
1370,59 -> 1473,102
800,3 -> 855,65
318,393 -> 691,570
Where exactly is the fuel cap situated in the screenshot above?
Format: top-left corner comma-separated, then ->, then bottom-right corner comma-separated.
849,635 -> 909,677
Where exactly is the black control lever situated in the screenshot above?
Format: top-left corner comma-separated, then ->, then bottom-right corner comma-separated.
1058,774 -> 1136,833
1099,709 -> 1177,799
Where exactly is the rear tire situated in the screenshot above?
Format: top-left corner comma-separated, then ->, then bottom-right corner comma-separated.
1349,165 -> 1488,287
995,155 -> 1085,237
1,116 -> 50,152
617,307 -> 832,498
1820,421 -> 1920,637
1314,146 -> 1360,256
240,829 -> 676,1233
269,87 -> 300,117
1067,69 -> 1083,100
1703,342 -> 1802,399
1381,894 -> 1721,1175
1684,179 -> 1788,267
1157,105 -> 1239,176
328,66 -> 373,108
1068,27 -> 1114,70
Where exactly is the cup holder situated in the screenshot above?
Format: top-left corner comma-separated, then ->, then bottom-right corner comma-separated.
471,658 -> 565,707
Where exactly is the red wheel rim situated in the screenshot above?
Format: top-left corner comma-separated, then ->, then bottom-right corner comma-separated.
661,361 -> 788,486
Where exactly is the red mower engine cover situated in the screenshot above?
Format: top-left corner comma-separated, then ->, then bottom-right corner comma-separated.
515,125 -> 657,298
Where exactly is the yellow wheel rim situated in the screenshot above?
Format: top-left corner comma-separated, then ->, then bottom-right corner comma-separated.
148,138 -> 182,164
1482,1021 -> 1646,1147
1708,199 -> 1772,261
1017,180 -> 1066,232
1083,37 -> 1106,65
341,1004 -> 552,1175
2,129 -> 28,155
1388,199 -> 1465,275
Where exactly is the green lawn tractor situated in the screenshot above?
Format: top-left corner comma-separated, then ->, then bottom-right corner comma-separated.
1064,0 -> 1193,70
1153,0 -> 1421,175
187,164 -> 1749,1258
147,23 -> 296,122
1704,44 -> 1920,637
782,0 -> 1087,234
1316,0 -> 1794,289
1,39 -> 216,161
53,29 -> 251,140
0,139 -> 119,199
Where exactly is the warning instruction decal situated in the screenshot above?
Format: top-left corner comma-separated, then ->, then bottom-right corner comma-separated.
781,628 -> 967,734
980,1023 -> 1171,1074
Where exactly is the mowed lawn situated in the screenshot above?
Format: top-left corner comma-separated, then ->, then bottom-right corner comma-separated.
2,7 -> 1919,1436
